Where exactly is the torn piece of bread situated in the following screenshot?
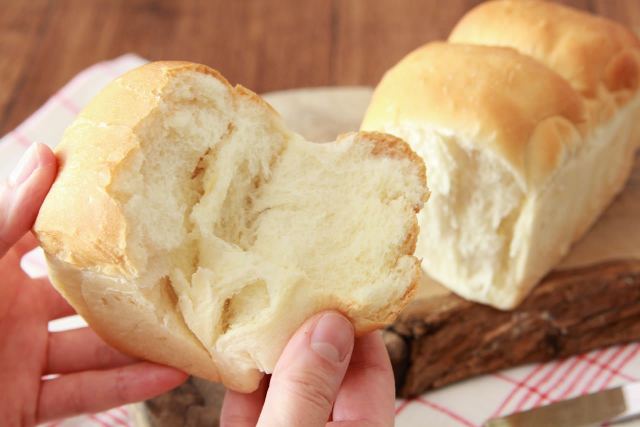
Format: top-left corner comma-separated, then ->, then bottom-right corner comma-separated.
362,1 -> 640,310
34,62 -> 428,392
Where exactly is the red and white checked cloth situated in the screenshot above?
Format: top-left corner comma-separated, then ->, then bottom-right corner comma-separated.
3,55 -> 640,427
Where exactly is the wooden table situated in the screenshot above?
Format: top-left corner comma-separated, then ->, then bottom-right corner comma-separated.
2,0 -> 640,136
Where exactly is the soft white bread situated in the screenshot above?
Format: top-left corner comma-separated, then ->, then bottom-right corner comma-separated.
362,1 -> 640,309
34,62 -> 428,391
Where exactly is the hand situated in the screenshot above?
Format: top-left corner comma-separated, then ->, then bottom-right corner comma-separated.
0,144 -> 188,426
221,312 -> 395,427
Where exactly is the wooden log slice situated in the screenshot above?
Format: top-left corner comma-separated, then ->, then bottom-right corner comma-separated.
386,260 -> 640,397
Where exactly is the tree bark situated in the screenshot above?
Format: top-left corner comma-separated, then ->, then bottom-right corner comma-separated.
385,260 -> 640,397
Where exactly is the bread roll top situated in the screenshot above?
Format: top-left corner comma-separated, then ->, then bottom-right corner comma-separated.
450,0 -> 640,108
361,42 -> 587,190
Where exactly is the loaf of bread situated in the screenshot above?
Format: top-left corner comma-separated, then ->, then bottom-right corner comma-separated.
34,62 -> 428,391
362,0 -> 640,309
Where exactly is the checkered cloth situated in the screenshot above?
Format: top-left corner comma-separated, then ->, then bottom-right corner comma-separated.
3,55 -> 640,427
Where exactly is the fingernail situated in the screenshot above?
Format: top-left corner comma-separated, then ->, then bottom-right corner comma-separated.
310,312 -> 354,363
9,144 -> 40,187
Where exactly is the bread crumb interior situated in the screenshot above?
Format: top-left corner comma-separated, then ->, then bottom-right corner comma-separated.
109,71 -> 424,387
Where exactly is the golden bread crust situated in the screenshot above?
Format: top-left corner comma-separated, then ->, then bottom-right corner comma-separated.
356,131 -> 429,210
36,62 -> 235,275
449,0 -> 640,101
362,42 -> 586,188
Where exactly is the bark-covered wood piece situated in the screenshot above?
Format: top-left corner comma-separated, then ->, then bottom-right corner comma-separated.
386,260 -> 640,397
135,378 -> 225,427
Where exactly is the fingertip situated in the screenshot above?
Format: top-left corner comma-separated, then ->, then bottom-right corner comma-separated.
112,362 -> 189,404
221,375 -> 267,427
309,312 -> 354,364
1,144 -> 58,255
37,363 -> 188,423
277,310 -> 355,370
331,330 -> 395,426
10,143 -> 58,228
260,312 -> 355,426
30,143 -> 58,190
359,329 -> 387,351
7,143 -> 57,190
142,362 -> 189,387
33,142 -> 57,167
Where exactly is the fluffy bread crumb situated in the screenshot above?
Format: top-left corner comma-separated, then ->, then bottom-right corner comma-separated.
34,62 -> 428,392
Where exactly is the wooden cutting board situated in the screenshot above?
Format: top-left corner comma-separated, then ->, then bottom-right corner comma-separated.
264,87 -> 640,398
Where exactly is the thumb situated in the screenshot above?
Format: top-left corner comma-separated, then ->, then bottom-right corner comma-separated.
0,143 -> 57,257
258,311 -> 355,427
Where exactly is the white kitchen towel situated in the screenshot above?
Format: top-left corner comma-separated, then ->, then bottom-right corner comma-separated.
2,55 -> 640,427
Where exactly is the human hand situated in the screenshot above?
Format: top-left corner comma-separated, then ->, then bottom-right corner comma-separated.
0,144 -> 188,426
221,312 -> 395,427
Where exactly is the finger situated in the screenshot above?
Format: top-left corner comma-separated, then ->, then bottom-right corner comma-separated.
0,143 -> 57,258
328,422 -> 381,427
13,232 -> 40,258
331,331 -> 395,427
221,375 -> 268,427
46,293 -> 75,320
0,235 -> 42,287
47,327 -> 137,375
37,362 -> 187,423
35,277 -> 76,319
258,311 -> 354,427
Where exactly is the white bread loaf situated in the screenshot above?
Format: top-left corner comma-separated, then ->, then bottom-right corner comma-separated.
34,62 -> 428,392
362,0 -> 640,309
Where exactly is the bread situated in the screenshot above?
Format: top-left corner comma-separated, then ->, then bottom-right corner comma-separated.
362,0 -> 640,309
450,0 -> 640,105
34,62 -> 428,392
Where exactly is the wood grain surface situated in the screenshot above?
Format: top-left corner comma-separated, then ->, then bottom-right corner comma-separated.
1,0 -> 640,136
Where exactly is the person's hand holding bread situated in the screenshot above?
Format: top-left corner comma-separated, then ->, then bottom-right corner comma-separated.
0,144 -> 188,424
